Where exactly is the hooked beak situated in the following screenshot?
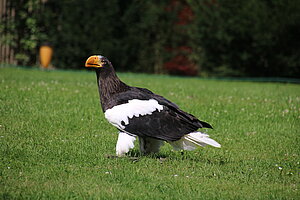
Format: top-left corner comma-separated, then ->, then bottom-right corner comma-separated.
85,55 -> 103,68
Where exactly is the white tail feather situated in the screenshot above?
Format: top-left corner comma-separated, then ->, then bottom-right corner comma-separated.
169,131 -> 221,151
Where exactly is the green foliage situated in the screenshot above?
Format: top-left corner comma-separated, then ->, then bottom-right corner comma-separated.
2,0 -> 300,77
1,67 -> 300,199
46,0 -> 121,69
189,0 -> 300,77
1,0 -> 47,65
119,1 -> 175,73
46,1 -> 175,72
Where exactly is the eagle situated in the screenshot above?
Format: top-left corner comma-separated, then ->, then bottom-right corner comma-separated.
85,55 -> 221,156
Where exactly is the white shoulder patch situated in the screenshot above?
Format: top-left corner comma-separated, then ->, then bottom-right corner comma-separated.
104,99 -> 163,129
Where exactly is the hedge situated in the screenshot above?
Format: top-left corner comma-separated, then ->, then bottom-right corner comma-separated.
1,0 -> 300,77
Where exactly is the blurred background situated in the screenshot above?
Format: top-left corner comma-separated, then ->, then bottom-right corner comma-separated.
0,0 -> 299,77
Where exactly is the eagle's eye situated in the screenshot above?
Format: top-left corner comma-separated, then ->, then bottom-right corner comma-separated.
100,58 -> 108,66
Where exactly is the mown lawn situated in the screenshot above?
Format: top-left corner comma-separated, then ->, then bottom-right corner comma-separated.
0,67 -> 299,199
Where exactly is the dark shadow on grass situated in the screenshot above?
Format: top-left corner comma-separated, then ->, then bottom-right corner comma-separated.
106,149 -> 230,166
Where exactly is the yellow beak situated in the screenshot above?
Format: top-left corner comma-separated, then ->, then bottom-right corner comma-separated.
85,55 -> 102,68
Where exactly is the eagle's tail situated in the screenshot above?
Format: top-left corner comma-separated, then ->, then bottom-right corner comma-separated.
169,131 -> 221,151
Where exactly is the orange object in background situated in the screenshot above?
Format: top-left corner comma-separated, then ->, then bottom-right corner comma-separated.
39,45 -> 53,68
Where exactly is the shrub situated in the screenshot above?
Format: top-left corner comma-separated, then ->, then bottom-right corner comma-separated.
2,0 -> 299,77
189,0 -> 300,77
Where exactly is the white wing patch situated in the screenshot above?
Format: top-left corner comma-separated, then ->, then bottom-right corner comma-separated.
104,99 -> 163,129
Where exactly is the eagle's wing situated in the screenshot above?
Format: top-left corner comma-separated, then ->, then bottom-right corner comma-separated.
104,87 -> 212,141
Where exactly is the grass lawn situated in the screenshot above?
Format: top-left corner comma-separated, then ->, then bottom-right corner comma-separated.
1,67 -> 299,199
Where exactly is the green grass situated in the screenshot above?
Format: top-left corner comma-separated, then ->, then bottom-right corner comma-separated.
1,67 -> 299,199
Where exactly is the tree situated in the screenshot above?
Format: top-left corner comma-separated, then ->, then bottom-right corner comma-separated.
189,0 -> 300,77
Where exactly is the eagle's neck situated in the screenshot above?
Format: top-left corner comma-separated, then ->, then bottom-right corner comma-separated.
96,66 -> 129,111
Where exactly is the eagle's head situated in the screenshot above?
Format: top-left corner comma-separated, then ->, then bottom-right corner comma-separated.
85,55 -> 111,68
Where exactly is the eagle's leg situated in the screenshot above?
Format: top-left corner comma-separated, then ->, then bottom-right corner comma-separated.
116,132 -> 136,156
138,136 -> 164,154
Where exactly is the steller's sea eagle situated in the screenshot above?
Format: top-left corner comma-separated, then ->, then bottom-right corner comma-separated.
85,55 -> 221,156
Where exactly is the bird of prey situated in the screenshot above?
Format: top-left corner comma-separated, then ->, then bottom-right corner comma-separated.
85,55 -> 221,156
